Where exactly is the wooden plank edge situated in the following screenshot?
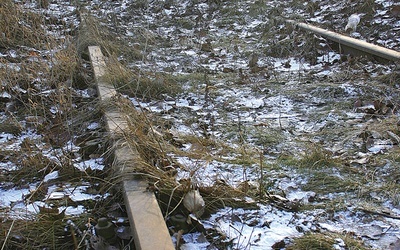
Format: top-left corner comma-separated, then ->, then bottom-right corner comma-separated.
88,45 -> 174,250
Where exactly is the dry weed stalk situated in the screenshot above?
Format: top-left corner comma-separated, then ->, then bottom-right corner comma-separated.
1,219 -> 15,250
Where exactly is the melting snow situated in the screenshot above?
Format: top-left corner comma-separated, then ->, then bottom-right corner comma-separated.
73,158 -> 104,171
0,187 -> 30,207
43,171 -> 59,182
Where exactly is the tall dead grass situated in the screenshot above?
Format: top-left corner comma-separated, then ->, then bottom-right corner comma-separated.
0,2 -> 120,249
0,0 -> 47,48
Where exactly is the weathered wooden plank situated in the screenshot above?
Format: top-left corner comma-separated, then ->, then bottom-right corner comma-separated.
88,46 -> 174,250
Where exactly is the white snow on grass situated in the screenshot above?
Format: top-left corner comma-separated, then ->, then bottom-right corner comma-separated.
73,158 -> 104,171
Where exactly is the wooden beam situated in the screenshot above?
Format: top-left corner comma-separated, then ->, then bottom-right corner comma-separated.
88,46 -> 174,250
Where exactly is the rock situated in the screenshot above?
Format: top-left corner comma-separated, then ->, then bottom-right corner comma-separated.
95,218 -> 117,244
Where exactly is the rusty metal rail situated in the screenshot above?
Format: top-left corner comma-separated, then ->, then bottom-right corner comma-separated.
286,19 -> 400,61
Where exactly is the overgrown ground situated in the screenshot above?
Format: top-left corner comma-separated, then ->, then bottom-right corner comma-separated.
0,1 -> 132,249
1,0 -> 400,249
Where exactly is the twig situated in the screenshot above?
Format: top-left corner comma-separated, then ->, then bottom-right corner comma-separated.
358,208 -> 400,220
164,183 -> 184,219
1,219 -> 15,250
278,95 -> 282,130
259,150 -> 264,200
175,229 -> 184,249
244,227 -> 255,250
70,223 -> 78,249
122,237 -> 135,250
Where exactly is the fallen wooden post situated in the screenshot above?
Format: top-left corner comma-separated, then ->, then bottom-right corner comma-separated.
88,46 -> 174,250
286,19 -> 400,61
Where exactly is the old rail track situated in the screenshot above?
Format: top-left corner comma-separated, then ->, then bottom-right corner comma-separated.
286,20 -> 400,62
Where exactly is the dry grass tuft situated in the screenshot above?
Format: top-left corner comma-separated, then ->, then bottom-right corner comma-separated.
0,3 -> 125,250
281,145 -> 341,170
0,215 -> 91,250
102,56 -> 182,100
76,13 -> 181,100
76,13 -> 142,61
286,232 -> 368,250
0,0 -> 47,48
